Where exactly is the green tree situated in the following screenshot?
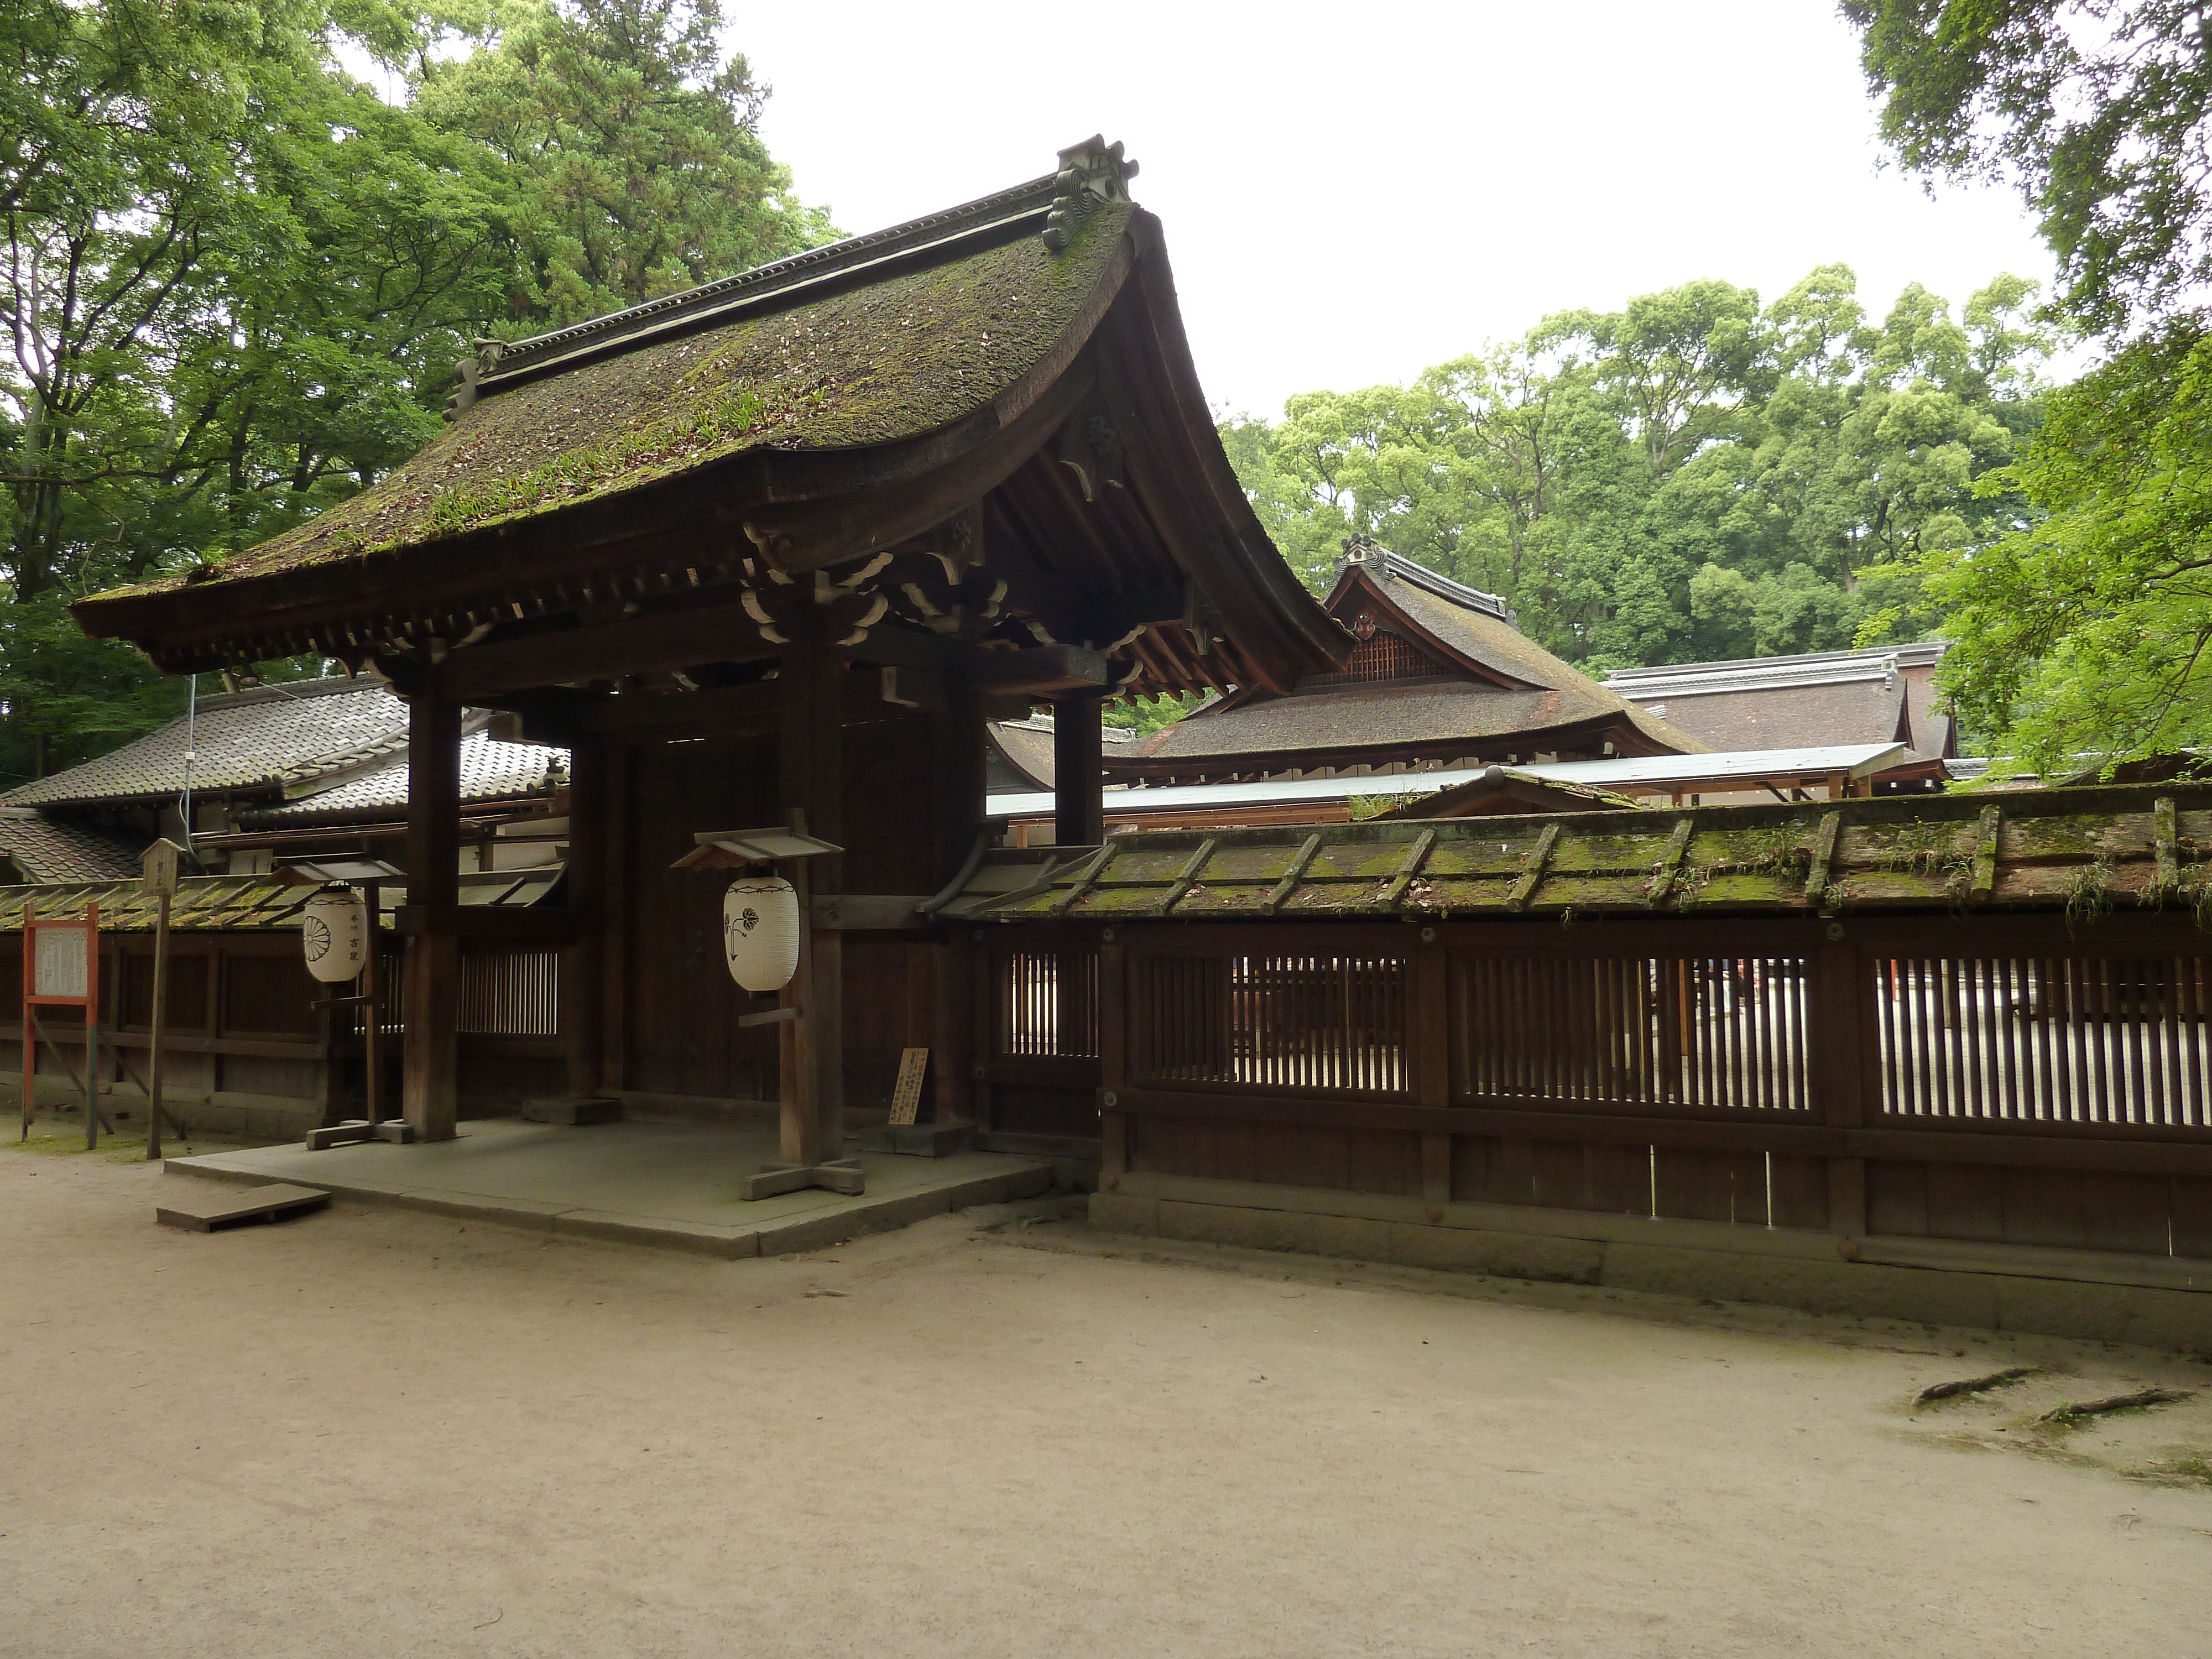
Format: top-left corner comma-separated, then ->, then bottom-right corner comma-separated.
1846,1 -> 2210,766
414,0 -> 834,328
1219,266 -> 2044,677
1921,326 -> 2212,774
1846,0 -> 2212,333
0,0 -> 829,783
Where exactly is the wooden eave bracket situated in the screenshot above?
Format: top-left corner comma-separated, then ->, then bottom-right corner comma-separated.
1804,811 -> 1843,911
1646,819 -> 1695,907
1379,828 -> 1438,911
1970,805 -> 2002,900
1156,837 -> 1218,916
1048,842 -> 1120,916
1263,834 -> 1323,915
1507,823 -> 1562,912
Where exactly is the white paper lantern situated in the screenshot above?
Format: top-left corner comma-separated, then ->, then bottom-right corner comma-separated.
723,875 -> 799,993
301,888 -> 369,984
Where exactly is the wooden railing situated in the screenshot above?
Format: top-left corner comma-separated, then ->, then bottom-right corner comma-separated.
987,914 -> 2212,1258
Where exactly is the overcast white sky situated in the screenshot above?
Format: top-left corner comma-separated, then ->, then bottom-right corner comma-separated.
724,1 -> 2058,418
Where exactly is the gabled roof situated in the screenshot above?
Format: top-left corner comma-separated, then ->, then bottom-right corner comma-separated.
1111,539 -> 1701,775
1606,642 -> 1954,758
1,677 -> 414,808
71,140 -> 1348,704
0,811 -> 140,881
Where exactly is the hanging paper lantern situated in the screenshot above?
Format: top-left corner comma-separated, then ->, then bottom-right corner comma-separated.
300,888 -> 369,984
723,875 -> 800,993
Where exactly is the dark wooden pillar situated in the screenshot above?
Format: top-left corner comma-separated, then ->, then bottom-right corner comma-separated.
1814,933 -> 1870,1238
402,677 -> 461,1140
779,632 -> 844,1161
561,734 -> 606,1099
928,687 -> 986,1126
1053,695 -> 1105,846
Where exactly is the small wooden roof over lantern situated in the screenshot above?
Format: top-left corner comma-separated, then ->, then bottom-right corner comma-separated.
671,828 -> 843,872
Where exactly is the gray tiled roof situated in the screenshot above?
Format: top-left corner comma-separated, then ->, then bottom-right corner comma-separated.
2,676 -> 410,807
0,811 -> 140,882
248,732 -> 566,825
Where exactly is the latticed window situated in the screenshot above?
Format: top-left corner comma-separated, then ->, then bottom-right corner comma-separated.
1306,630 -> 1439,686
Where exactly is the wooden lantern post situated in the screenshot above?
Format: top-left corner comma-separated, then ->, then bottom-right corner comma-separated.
670,823 -> 858,1199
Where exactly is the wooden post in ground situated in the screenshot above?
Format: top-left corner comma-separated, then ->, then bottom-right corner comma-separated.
1813,931 -> 1870,1238
20,899 -> 32,1140
361,880 -> 384,1125
1053,694 -> 1105,847
927,684 -> 984,1128
145,893 -> 170,1160
778,629 -> 844,1161
402,674 -> 461,1141
561,737 -> 606,1100
777,837 -> 820,1166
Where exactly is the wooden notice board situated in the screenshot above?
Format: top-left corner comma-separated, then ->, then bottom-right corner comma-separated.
22,902 -> 100,1144
888,1047 -> 929,1126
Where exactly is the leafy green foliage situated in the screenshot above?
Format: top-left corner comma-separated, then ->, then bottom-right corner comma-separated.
1921,326 -> 2212,775
1846,2 -> 2212,769
0,0 -> 831,785
1845,0 -> 2212,336
1224,267 -> 2046,676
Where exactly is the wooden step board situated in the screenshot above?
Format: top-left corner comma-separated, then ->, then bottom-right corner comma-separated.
156,1182 -> 331,1234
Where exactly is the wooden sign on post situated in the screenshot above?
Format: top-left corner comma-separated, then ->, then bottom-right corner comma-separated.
888,1047 -> 929,1126
22,902 -> 100,1148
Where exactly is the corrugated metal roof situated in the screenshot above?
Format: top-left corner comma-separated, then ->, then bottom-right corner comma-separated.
990,744 -> 1907,818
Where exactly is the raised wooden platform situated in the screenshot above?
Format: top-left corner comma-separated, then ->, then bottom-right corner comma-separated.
162,1117 -> 1054,1258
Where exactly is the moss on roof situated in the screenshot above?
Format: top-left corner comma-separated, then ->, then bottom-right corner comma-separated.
946,784 -> 2212,921
102,202 -> 1134,604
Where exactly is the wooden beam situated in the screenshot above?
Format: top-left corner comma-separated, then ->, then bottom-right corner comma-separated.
392,906 -> 596,943
967,644 -> 1109,696
429,596 -> 779,701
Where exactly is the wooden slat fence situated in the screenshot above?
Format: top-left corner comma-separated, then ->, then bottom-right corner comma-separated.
987,914 -> 2212,1259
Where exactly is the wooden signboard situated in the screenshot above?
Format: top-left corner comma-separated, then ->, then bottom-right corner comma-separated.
888,1047 -> 929,1126
22,902 -> 100,1147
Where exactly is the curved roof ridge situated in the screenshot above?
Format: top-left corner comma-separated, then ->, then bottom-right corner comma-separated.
1338,535 -> 1515,623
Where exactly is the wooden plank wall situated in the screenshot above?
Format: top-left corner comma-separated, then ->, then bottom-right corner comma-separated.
985,913 -> 2212,1254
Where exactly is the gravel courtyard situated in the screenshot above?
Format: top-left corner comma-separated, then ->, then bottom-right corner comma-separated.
3,1136 -> 2208,1658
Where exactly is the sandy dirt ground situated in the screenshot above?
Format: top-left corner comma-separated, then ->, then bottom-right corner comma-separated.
3,1131 -> 2210,1659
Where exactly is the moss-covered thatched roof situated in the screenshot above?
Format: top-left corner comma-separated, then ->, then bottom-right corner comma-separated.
103,195 -> 1131,603
946,784 -> 2212,923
